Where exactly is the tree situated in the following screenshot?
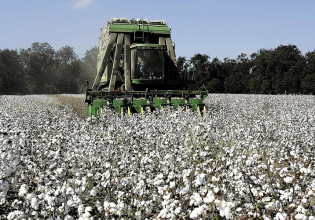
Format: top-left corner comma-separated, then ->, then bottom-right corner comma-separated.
176,56 -> 189,80
189,54 -> 210,89
0,49 -> 26,94
249,49 -> 275,94
20,42 -> 56,94
55,46 -> 82,93
301,50 -> 315,94
81,46 -> 98,88
272,45 -> 303,94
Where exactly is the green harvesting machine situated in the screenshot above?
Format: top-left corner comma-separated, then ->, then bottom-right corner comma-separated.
85,18 -> 208,116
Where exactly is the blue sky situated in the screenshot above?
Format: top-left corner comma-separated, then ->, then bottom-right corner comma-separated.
1,0 -> 315,60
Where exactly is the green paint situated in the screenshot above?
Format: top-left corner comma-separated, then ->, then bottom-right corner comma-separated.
87,96 -> 206,116
132,79 -> 165,85
130,44 -> 165,49
108,24 -> 171,35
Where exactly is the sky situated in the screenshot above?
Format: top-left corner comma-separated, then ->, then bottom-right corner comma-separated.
1,0 -> 315,60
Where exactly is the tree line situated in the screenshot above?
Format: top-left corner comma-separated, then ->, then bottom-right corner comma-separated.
0,43 -> 314,95
178,44 -> 315,94
0,42 -> 97,95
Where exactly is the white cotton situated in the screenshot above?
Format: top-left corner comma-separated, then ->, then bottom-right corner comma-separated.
190,192 -> 203,206
66,187 -> 74,195
215,200 -> 232,219
83,212 -> 91,218
251,188 -> 258,197
7,211 -> 26,220
31,211 -> 38,216
194,173 -> 206,187
85,206 -> 93,213
78,204 -> 85,215
275,212 -> 287,220
190,206 -> 204,219
64,215 -> 74,220
90,188 -> 97,196
45,195 -> 54,206
52,188 -> 59,196
204,191 -> 215,204
104,201 -> 109,210
170,181 -> 176,188
158,208 -> 168,218
157,173 -> 164,179
223,206 -> 231,219
175,207 -> 181,214
104,170 -> 110,179
26,193 -> 35,200
236,207 -> 242,212
37,193 -> 44,200
295,213 -> 306,220
284,176 -> 294,184
105,162 -> 111,168
214,186 -> 220,193
18,184 -> 28,197
31,197 -> 39,210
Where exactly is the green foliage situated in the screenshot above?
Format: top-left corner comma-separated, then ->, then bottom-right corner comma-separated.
81,46 -> 98,89
0,43 -> 98,95
0,42 -> 314,95
20,42 -> 57,94
179,44 -> 315,94
0,49 -> 26,94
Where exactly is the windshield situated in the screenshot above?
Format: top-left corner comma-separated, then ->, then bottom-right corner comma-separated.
136,49 -> 164,79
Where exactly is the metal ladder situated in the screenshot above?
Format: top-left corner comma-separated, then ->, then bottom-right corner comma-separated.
133,19 -> 149,41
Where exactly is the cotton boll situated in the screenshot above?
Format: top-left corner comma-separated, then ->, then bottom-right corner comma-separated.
189,193 -> 203,206
295,213 -> 306,220
82,212 -> 91,218
31,211 -> 38,216
224,205 -> 231,219
26,192 -> 35,200
190,206 -> 204,219
54,189 -> 60,196
284,176 -> 294,184
158,208 -> 168,218
66,187 -> 74,195
169,181 -> 175,188
7,211 -> 26,220
105,162 -> 111,168
214,186 -> 220,194
78,204 -> 85,216
157,187 -> 164,195
174,207 -> 181,214
212,176 -> 220,182
236,207 -> 242,212
85,206 -> 93,213
90,188 -> 97,196
18,184 -> 28,197
251,188 -> 258,197
194,173 -> 206,187
204,191 -> 215,204
275,212 -> 287,220
104,201 -> 109,211
64,215 -> 74,220
215,200 -> 233,219
31,197 -> 39,210
45,195 -> 54,206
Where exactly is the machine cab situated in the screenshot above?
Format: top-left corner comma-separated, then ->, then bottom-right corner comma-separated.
131,44 -> 165,80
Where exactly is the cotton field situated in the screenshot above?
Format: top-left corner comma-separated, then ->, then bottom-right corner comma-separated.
0,94 -> 314,220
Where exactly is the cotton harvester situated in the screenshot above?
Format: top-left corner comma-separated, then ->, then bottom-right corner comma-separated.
85,18 -> 208,116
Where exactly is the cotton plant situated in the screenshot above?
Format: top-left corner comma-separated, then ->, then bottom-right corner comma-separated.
0,94 -> 314,219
